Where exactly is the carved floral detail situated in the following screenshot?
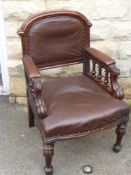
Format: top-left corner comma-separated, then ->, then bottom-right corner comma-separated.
109,64 -> 124,99
43,143 -> 54,157
28,77 -> 47,119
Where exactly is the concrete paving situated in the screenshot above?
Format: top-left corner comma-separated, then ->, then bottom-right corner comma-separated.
0,95 -> 131,175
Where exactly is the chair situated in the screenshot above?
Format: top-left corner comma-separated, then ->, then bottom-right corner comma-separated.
18,10 -> 130,175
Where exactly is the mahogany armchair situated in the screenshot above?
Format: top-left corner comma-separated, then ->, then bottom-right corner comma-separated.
18,10 -> 130,175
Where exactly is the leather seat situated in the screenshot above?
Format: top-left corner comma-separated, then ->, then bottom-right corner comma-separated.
41,75 -> 129,137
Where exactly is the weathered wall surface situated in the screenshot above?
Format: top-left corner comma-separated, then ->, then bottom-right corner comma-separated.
2,0 -> 131,104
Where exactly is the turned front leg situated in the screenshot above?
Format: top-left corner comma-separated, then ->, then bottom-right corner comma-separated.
113,122 -> 127,153
43,143 -> 54,175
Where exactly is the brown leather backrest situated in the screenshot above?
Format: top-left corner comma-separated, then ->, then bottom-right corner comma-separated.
18,10 -> 92,68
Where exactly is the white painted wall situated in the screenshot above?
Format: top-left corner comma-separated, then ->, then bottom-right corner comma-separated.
0,0 -> 9,94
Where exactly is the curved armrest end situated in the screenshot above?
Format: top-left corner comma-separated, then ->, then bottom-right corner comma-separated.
109,64 -> 124,99
29,78 -> 47,119
33,79 -> 47,119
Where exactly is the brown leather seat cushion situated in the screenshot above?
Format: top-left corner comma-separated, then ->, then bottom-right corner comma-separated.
41,75 -> 129,137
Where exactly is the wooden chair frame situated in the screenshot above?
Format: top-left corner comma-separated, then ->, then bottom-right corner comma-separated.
18,10 -> 129,175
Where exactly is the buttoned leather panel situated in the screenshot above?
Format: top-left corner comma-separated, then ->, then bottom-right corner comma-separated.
28,16 -> 86,67
40,76 -> 129,137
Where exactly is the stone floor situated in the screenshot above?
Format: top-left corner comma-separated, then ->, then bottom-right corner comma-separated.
0,95 -> 131,175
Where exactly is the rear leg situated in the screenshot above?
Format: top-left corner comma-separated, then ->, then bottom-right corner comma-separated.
27,98 -> 35,128
113,122 -> 127,153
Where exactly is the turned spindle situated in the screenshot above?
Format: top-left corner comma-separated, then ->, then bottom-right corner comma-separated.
92,61 -> 96,78
97,66 -> 102,82
104,69 -> 109,86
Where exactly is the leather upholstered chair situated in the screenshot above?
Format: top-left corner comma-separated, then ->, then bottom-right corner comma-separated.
18,10 -> 130,175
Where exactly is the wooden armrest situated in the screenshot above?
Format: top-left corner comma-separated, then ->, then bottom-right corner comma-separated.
84,48 -> 123,99
85,47 -> 115,66
23,55 -> 47,119
23,55 -> 40,78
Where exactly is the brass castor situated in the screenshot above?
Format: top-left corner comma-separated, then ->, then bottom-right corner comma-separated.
44,166 -> 53,175
113,144 -> 121,153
